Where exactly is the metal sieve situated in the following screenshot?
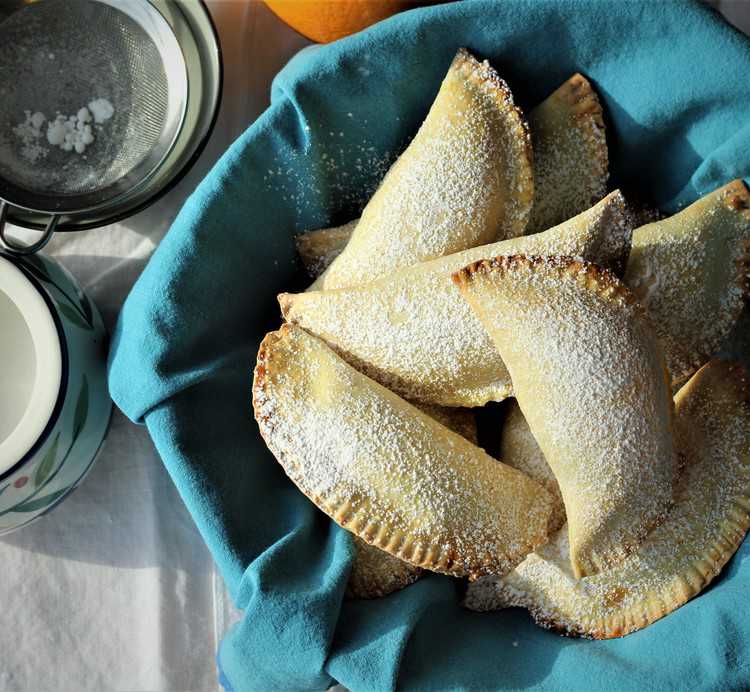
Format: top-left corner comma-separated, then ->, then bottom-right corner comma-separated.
0,0 -> 219,254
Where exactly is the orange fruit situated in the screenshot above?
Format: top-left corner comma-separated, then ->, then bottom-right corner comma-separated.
263,0 -> 418,44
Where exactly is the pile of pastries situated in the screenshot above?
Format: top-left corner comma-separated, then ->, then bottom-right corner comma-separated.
252,49 -> 750,639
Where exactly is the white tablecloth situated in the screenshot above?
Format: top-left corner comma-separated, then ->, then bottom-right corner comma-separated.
0,3 -> 308,690
0,2 -> 746,690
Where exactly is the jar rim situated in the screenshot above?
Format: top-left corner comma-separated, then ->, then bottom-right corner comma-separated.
0,256 -> 66,481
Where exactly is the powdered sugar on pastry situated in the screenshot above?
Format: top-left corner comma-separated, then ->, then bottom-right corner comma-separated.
501,401 -> 566,532
347,402 -> 477,598
526,73 -> 608,234
312,48 -> 533,291
281,192 -> 632,407
624,179 -> 750,386
295,73 -> 609,277
465,360 -> 750,640
253,325 -> 553,579
454,256 -> 677,577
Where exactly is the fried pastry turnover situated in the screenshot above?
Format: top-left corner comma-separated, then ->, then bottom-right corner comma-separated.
465,360 -> 750,639
253,325 -> 553,579
297,73 -> 608,278
454,256 -> 677,577
311,48 -> 533,291
347,403 -> 476,597
624,179 -> 750,386
281,192 -> 632,407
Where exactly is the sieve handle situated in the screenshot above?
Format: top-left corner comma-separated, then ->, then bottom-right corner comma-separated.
0,201 -> 58,255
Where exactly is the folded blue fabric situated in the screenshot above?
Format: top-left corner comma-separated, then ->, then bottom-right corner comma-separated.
108,1 -> 750,689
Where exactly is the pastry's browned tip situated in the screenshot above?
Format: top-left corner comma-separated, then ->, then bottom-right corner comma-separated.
252,329 -> 286,424
568,72 -> 589,87
720,179 -> 750,216
452,47 -> 513,104
563,72 -> 594,101
278,292 -> 294,319
449,47 -> 534,233
555,71 -> 604,123
453,46 -> 472,64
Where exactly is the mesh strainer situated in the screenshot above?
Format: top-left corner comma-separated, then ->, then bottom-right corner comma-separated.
0,0 -> 189,254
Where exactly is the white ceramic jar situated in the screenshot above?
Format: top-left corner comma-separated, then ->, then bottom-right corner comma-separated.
0,252 -> 110,533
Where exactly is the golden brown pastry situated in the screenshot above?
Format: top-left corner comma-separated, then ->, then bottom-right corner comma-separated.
311,48 -> 533,291
281,191 -> 632,407
454,256 -> 676,577
347,536 -> 422,599
348,402 -> 477,597
526,73 -> 608,234
297,221 -> 357,278
296,74 -> 609,277
465,360 -> 750,639
624,179 -> 750,386
253,325 -> 553,579
500,401 -> 565,532
413,403 -> 478,445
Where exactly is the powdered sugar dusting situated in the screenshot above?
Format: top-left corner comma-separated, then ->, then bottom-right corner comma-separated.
624,180 -> 750,385
264,139 -> 396,227
465,361 -> 750,640
348,403 -> 478,598
282,192 -> 632,407
253,325 -> 553,579
527,74 -> 609,234
501,401 -> 566,532
455,256 -> 676,577
313,49 -> 533,291
295,75 -> 609,279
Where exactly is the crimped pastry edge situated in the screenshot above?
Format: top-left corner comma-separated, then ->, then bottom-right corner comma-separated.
555,72 -> 605,127
647,179 -> 750,384
252,324 -> 548,579
526,72 -> 609,234
453,48 -> 535,238
561,73 -> 609,208
452,254 -> 677,577
451,254 -> 634,304
501,360 -> 750,639
688,180 -> 750,371
527,519 -> 750,640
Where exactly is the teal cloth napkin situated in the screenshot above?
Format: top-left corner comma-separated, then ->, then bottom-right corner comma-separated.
108,1 -> 750,689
